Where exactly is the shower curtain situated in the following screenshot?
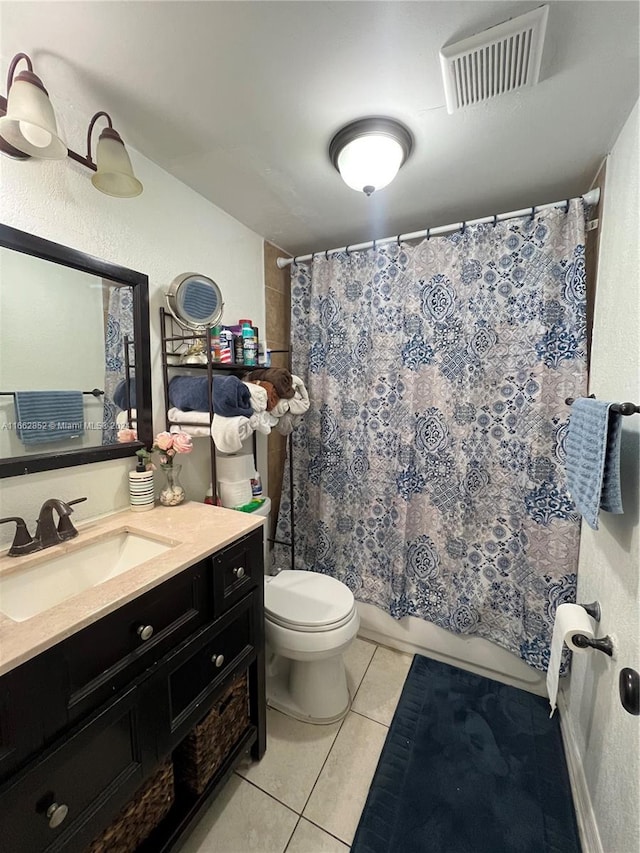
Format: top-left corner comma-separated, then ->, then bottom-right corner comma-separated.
274,200 -> 588,673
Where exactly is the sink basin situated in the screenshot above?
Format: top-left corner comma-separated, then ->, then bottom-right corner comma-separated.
0,531 -> 174,622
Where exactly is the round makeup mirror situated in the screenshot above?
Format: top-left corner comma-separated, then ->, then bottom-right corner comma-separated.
166,272 -> 224,330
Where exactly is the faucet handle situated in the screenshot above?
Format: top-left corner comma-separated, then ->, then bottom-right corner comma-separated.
0,517 -> 36,556
56,497 -> 87,541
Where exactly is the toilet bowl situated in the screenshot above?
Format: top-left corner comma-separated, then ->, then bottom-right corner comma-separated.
264,570 -> 359,723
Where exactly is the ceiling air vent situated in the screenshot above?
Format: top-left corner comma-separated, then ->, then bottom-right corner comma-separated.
439,5 -> 549,113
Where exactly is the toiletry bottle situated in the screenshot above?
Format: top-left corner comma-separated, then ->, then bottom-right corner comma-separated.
251,471 -> 263,497
210,325 -> 221,362
242,322 -> 257,366
233,333 -> 244,365
128,459 -> 155,512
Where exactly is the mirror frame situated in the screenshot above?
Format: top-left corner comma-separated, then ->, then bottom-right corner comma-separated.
0,223 -> 153,478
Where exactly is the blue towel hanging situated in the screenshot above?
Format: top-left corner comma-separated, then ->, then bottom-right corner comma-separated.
14,391 -> 85,446
565,398 -> 623,530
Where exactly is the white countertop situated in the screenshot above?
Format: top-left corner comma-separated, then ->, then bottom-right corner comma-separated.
0,502 -> 264,677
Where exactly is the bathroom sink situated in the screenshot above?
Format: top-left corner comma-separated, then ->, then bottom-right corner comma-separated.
0,531 -> 174,622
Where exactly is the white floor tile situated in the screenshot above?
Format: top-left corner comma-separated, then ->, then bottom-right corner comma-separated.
286,818 -> 350,853
344,636 -> 377,700
303,710 -> 388,845
351,644 -> 413,726
236,707 -> 342,812
179,774 -> 298,853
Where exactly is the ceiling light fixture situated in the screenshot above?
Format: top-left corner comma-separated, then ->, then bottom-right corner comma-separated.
329,117 -> 413,197
0,52 -> 143,198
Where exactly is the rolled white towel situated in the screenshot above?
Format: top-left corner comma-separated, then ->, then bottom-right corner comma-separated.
287,375 -> 310,415
249,411 -> 278,435
211,414 -> 253,453
242,381 -> 268,414
168,407 -> 210,425
271,398 -> 290,417
116,408 -> 137,427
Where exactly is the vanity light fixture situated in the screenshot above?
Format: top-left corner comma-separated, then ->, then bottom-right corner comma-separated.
0,53 -> 67,160
0,52 -> 143,198
329,117 -> 413,196
69,111 -> 143,198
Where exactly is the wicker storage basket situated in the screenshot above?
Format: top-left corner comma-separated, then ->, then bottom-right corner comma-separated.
86,758 -> 174,853
174,672 -> 249,796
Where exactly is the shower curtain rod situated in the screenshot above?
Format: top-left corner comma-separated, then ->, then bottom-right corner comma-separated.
276,187 -> 601,269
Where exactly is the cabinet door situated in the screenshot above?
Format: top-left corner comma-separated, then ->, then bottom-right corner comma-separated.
0,645 -> 67,784
212,528 -> 263,617
0,684 -> 154,853
62,560 -> 211,722
159,594 -> 256,749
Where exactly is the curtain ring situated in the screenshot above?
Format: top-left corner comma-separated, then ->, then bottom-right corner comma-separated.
565,199 -> 570,214
426,228 -> 431,241
529,206 -> 535,221
325,249 -> 329,260
345,245 -> 351,256
460,221 -> 466,235
293,256 -> 299,265
373,239 -> 377,251
397,234 -> 401,246
493,214 -> 498,227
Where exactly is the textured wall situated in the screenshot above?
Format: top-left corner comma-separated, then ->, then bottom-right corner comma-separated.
0,131 -> 264,545
564,101 -> 639,853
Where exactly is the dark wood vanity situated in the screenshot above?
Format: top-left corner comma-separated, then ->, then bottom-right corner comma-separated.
0,525 -> 266,853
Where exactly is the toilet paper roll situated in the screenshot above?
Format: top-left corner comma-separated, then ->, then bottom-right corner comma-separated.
216,453 -> 255,481
546,603 -> 596,717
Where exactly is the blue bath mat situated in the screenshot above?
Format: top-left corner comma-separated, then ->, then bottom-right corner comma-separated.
351,655 -> 581,853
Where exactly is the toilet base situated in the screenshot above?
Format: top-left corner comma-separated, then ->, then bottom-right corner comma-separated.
266,653 -> 351,724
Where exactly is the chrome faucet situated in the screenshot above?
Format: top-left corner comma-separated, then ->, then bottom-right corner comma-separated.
0,497 -> 87,557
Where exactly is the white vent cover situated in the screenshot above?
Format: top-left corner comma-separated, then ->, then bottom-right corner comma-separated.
440,5 -> 549,113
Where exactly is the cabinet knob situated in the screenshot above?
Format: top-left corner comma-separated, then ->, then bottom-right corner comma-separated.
233,566 -> 245,579
46,802 -> 69,829
137,624 -> 154,641
212,653 -> 225,668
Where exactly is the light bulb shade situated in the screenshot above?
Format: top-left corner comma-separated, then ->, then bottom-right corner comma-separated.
329,117 -> 413,196
0,72 -> 67,159
91,128 -> 143,198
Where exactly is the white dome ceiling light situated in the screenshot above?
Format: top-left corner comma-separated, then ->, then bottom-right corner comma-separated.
329,117 -> 413,197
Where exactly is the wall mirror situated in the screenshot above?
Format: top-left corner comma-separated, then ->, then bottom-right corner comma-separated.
0,224 -> 152,478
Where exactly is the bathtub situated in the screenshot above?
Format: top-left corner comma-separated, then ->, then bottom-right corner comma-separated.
357,602 -> 547,696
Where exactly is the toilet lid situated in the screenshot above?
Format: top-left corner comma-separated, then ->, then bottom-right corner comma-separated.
264,570 -> 355,630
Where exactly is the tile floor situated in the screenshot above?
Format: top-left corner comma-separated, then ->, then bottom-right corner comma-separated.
180,638 -> 413,853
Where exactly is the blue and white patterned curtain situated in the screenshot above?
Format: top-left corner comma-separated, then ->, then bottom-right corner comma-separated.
102,284 -> 135,444
274,201 -> 588,672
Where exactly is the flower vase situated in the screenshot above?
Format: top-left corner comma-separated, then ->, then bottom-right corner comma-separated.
159,463 -> 185,506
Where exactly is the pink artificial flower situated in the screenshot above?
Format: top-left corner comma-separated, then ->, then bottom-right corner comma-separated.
117,427 -> 138,443
171,431 -> 193,454
154,432 -> 174,451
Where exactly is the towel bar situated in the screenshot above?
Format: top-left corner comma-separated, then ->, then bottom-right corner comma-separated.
565,396 -> 639,415
0,388 -> 104,398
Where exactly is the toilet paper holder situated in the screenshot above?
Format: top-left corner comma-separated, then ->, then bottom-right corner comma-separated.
573,601 -> 613,655
578,601 -> 601,622
570,633 -> 614,657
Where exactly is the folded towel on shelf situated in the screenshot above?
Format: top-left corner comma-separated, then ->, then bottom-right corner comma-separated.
168,375 -> 253,417
168,407 -> 209,426
211,414 -> 254,453
287,375 -> 310,415
14,390 -> 85,446
169,423 -> 210,438
244,367 -> 295,399
565,398 -> 624,529
116,409 -> 137,428
242,381 -> 268,414
113,377 -> 136,410
249,379 -> 279,411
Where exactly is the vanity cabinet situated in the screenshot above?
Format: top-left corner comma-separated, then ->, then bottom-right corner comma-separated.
0,525 -> 265,853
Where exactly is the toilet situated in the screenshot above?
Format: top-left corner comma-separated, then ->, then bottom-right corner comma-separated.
264,570 -> 360,723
